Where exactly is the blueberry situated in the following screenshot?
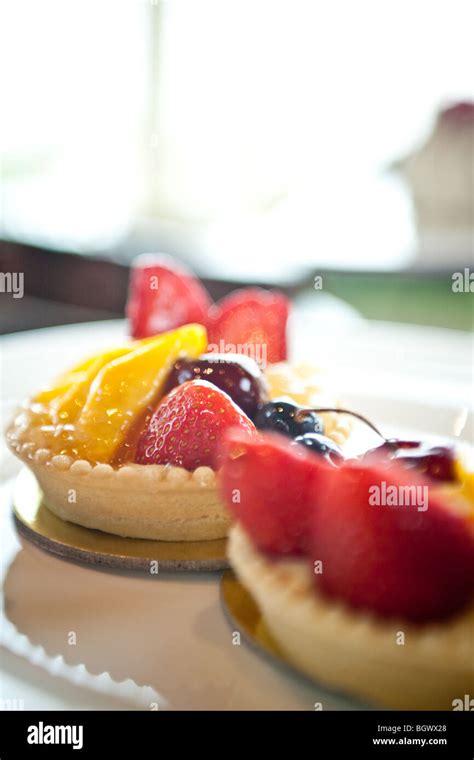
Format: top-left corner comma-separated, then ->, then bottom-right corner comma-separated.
254,400 -> 324,438
292,433 -> 344,466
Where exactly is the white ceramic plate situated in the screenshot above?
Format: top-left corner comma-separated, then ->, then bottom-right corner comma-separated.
0,317 -> 472,710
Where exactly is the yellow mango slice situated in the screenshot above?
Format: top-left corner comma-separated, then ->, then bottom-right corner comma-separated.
34,355 -> 99,405
455,458 -> 474,512
51,347 -> 132,423
34,344 -> 141,407
34,334 -> 181,407
74,324 -> 207,462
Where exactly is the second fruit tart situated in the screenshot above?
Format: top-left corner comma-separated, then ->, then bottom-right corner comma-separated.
6,324 -> 353,541
222,430 -> 474,709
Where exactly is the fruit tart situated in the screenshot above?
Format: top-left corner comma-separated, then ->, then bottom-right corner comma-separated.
222,429 -> 474,709
6,255 -> 352,542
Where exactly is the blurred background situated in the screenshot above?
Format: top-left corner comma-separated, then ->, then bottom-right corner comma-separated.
0,0 -> 473,333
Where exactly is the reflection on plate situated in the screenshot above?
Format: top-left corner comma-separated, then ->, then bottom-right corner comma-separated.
13,468 -> 228,572
221,570 -> 370,710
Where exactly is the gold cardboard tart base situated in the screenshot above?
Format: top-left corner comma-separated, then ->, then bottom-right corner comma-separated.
13,469 -> 228,572
221,570 -> 283,659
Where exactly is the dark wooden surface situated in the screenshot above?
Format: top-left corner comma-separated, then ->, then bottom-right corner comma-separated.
1,239 -> 472,334
0,239 -> 306,334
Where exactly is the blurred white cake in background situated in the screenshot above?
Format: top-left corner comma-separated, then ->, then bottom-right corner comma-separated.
396,102 -> 474,269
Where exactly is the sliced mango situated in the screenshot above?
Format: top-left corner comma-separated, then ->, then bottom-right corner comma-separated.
34,334 -> 183,407
34,355 -> 99,405
455,457 -> 474,512
51,347 -> 132,423
73,324 -> 207,462
34,345 -> 139,407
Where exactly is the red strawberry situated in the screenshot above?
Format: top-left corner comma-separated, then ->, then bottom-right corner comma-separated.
135,380 -> 256,470
220,429 -> 319,555
127,254 -> 212,339
208,288 -> 289,365
309,460 -> 474,622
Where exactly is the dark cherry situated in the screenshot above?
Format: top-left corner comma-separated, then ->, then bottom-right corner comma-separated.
287,408 -> 459,485
292,433 -> 344,466
163,353 -> 267,419
362,439 -> 457,483
254,400 -> 324,438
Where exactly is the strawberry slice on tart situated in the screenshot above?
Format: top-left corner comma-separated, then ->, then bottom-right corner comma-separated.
136,380 -> 256,470
220,429 -> 317,555
126,255 -> 290,367
308,458 -> 474,622
127,254 -> 212,339
208,287 -> 289,365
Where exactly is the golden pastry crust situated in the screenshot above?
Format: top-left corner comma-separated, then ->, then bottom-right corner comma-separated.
228,524 -> 474,710
6,408 -> 226,541
6,362 -> 352,542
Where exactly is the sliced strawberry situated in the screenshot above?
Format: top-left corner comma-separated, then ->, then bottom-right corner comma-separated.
135,380 -> 256,470
127,254 -> 212,339
207,288 -> 289,365
220,429 -> 319,555
309,460 -> 474,622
